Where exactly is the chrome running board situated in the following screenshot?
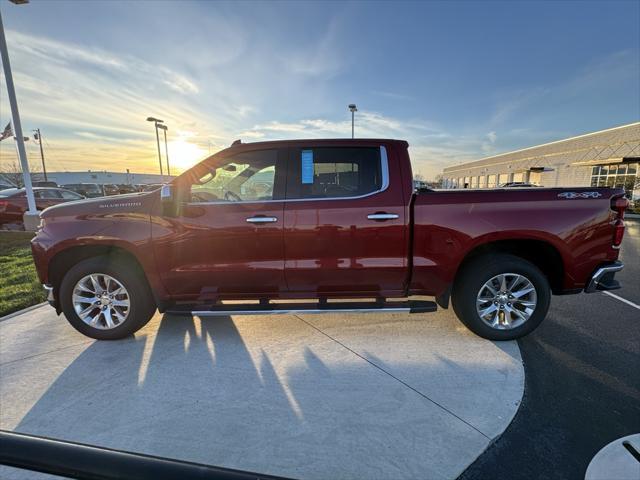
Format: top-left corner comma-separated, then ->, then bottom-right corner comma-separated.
174,300 -> 437,317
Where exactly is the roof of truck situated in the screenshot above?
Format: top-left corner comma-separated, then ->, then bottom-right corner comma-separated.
224,138 -> 409,150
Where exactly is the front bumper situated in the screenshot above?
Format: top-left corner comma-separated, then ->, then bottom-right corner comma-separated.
585,261 -> 624,293
43,284 -> 60,313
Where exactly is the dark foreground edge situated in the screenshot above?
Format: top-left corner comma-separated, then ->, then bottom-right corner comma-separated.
0,430 -> 293,480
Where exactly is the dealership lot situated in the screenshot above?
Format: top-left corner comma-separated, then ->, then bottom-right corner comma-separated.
1,303 -> 523,479
1,222 -> 638,480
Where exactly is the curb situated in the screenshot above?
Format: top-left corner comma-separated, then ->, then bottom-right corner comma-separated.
0,302 -> 48,322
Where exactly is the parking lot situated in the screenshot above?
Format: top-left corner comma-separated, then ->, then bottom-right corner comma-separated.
0,222 -> 638,480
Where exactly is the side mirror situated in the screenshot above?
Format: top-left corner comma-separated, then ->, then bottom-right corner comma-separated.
160,184 -> 177,217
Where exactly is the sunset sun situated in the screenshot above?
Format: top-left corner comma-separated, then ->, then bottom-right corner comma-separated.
167,138 -> 207,173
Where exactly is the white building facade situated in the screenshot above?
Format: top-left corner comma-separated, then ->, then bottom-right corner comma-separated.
23,171 -> 170,186
442,123 -> 640,202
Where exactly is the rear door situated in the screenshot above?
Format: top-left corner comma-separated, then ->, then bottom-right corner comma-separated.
283,144 -> 409,297
155,147 -> 288,300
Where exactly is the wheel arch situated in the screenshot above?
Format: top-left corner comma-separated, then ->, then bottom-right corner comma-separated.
48,244 -> 161,312
454,238 -> 566,295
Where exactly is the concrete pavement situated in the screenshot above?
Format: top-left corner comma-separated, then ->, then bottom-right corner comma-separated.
0,305 -> 523,479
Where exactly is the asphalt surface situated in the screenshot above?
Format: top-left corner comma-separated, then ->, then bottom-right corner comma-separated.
461,219 -> 640,480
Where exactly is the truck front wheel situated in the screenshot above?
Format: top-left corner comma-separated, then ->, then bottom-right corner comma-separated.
452,254 -> 550,340
59,256 -> 156,340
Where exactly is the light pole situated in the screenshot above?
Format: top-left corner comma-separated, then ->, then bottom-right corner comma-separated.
348,104 -> 357,139
146,117 -> 164,178
157,123 -> 170,177
0,3 -> 38,227
33,128 -> 47,181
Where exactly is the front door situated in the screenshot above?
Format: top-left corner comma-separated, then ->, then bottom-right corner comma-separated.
283,144 -> 409,297
154,147 -> 288,300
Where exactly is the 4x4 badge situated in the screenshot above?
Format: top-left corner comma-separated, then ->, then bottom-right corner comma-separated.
558,192 -> 602,199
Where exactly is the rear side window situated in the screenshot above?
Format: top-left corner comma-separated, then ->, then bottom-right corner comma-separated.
287,147 -> 382,199
60,190 -> 82,200
35,190 -> 61,199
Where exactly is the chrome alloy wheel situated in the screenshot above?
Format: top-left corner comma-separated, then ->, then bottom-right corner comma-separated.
476,273 -> 537,330
72,274 -> 130,330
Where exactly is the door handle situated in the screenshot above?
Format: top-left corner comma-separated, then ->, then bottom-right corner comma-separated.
367,213 -> 399,221
246,216 -> 278,224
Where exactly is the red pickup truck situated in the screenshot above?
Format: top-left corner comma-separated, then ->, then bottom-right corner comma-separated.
31,139 -> 627,341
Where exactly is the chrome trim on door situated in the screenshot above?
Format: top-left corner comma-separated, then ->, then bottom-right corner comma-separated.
367,213 -> 399,220
187,145 -> 391,206
246,216 -> 278,223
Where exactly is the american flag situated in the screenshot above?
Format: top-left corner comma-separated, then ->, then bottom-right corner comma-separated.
0,122 -> 12,142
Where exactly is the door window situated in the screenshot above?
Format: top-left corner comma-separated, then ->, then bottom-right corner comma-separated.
287,147 -> 382,199
35,189 -> 60,199
190,149 -> 279,203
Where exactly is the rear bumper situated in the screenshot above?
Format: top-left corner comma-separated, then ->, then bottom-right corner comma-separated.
585,261 -> 624,293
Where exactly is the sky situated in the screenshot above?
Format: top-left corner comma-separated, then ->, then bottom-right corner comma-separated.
0,0 -> 639,180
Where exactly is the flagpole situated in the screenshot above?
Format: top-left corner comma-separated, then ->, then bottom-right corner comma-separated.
0,7 -> 38,224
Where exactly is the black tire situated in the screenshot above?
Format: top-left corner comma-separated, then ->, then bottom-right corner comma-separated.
59,256 -> 156,340
451,254 -> 550,341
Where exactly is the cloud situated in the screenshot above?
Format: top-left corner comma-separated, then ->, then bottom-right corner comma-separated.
371,90 -> 415,101
0,30 -> 236,173
487,131 -> 497,143
489,49 -> 639,127
282,14 -> 345,78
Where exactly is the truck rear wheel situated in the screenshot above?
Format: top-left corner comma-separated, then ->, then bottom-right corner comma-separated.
59,256 -> 156,340
452,254 -> 550,340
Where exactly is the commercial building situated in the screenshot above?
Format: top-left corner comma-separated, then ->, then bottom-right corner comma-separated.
1,170 -> 171,187
441,122 -> 640,201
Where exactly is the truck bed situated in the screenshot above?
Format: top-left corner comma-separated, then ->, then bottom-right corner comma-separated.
409,186 -> 623,297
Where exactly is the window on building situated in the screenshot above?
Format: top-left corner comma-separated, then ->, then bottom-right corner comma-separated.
498,173 -> 509,186
590,162 -> 639,199
529,172 -> 542,186
487,174 -> 497,188
512,172 -> 524,183
479,176 -> 486,188
470,176 -> 478,188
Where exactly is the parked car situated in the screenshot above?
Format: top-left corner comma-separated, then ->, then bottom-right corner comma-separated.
116,184 -> 138,194
500,182 -> 538,188
141,183 -> 163,192
1,187 -> 84,226
103,184 -> 120,196
61,183 -> 105,198
32,139 -> 627,341
32,181 -> 59,188
0,183 -> 15,191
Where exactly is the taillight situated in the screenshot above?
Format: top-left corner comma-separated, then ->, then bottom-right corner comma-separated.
610,195 -> 628,249
612,220 -> 625,248
0,200 -> 7,212
611,196 -> 629,218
